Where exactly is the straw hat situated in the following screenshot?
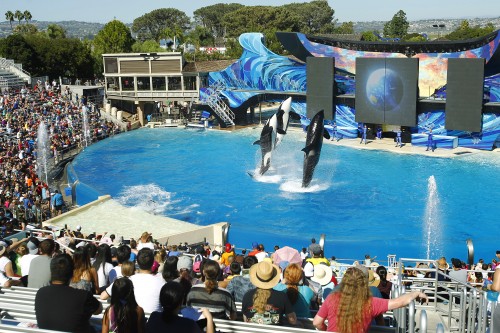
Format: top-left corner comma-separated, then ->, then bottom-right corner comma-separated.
249,261 -> 281,289
0,245 -> 6,257
311,264 -> 333,286
368,270 -> 380,287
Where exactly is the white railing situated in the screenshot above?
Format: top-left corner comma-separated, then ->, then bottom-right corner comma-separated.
0,57 -> 31,84
205,83 -> 235,126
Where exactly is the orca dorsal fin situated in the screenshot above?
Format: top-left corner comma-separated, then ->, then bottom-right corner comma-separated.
301,144 -> 314,154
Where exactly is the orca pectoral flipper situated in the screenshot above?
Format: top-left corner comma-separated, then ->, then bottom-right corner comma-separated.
277,129 -> 286,135
301,144 -> 314,154
253,140 -> 261,145
323,130 -> 331,140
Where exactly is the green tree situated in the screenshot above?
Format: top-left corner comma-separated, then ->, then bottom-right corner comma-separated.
193,3 -> 244,38
333,21 -> 354,34
445,20 -> 496,40
23,10 -> 32,23
132,8 -> 190,42
14,10 -> 24,24
0,34 -> 37,73
284,0 -> 335,34
131,40 -> 164,53
13,23 -> 38,35
187,26 -> 215,47
93,20 -> 134,54
360,31 -> 379,41
46,24 -> 67,39
5,11 -> 14,30
383,10 -> 409,39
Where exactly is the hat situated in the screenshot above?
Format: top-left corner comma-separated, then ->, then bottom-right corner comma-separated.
312,244 -> 322,255
27,241 -> 38,255
225,243 -> 232,253
177,255 -> 193,271
76,225 -> 82,231
368,270 -> 380,287
249,261 -> 281,289
193,261 -> 202,273
354,263 -> 369,278
0,245 -> 6,256
252,242 -> 259,249
311,264 -> 333,286
304,262 -> 314,277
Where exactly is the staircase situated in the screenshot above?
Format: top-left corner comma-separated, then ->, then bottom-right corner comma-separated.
205,82 -> 235,127
0,58 -> 31,89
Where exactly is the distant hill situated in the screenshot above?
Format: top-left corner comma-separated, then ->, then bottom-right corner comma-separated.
0,17 -> 498,40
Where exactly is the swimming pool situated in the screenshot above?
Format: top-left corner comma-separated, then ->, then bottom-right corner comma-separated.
69,127 -> 500,262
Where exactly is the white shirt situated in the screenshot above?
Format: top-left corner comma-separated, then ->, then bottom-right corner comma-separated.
255,251 -> 269,262
20,254 -> 38,277
137,242 -> 155,251
96,262 -> 114,288
130,273 -> 165,313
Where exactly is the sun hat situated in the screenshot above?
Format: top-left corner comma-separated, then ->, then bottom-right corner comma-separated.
311,264 -> 333,286
368,270 -> 380,287
177,255 -> 193,271
0,246 -> 6,256
304,261 -> 314,277
249,260 -> 281,289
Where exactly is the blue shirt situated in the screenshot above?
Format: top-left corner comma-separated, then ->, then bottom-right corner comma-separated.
51,193 -> 64,206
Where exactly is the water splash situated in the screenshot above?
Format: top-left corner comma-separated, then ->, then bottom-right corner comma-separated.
82,106 -> 91,147
424,175 -> 441,259
36,121 -> 51,185
117,184 -> 176,215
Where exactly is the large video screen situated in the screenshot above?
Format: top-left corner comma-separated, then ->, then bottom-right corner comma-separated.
307,57 -> 335,119
355,58 -> 418,126
445,58 -> 484,132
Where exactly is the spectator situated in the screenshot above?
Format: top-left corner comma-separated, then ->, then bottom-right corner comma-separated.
101,261 -> 136,300
376,265 -> 393,299
102,277 -> 145,333
162,256 -> 180,282
306,247 -> 330,266
0,243 -> 22,287
28,238 -> 55,288
51,190 -> 64,216
449,258 -> 467,283
92,243 -> 113,293
70,246 -> 99,294
226,255 -> 258,302
313,267 -> 427,332
187,259 -> 236,320
137,232 -> 154,250
255,244 -> 269,262
146,281 -> 214,333
220,243 -> 235,267
108,244 -> 131,284
274,263 -> 315,318
35,253 -> 102,332
130,248 -> 166,313
242,260 -> 299,326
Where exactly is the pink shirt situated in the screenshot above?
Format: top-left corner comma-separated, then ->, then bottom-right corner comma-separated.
317,293 -> 389,332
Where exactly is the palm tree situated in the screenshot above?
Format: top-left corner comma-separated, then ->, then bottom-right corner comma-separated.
14,10 -> 24,25
5,11 -> 14,30
23,10 -> 32,24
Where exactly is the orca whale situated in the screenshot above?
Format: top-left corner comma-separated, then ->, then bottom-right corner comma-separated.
275,97 -> 292,147
253,121 -> 274,175
302,110 -> 330,187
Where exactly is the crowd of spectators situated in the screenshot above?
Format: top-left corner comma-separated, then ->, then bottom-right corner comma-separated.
0,84 -> 122,231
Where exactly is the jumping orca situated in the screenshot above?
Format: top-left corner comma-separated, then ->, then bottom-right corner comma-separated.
302,110 -> 330,187
275,97 -> 292,147
253,121 -> 274,176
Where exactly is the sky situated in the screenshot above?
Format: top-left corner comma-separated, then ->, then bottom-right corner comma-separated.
0,0 -> 499,24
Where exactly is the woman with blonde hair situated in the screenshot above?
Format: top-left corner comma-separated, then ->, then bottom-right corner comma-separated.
241,261 -> 299,326
313,266 -> 428,332
186,259 -> 236,320
274,263 -> 315,318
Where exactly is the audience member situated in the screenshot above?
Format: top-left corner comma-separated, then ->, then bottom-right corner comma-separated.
35,253 -> 102,332
227,255 -> 258,302
187,259 -> 236,320
130,248 -> 165,313
146,281 -> 214,333
92,243 -> 113,293
28,238 -> 55,288
242,260 -> 299,326
274,263 -> 315,318
102,277 -> 145,333
70,246 -> 98,294
313,267 -> 428,332
108,244 -> 131,283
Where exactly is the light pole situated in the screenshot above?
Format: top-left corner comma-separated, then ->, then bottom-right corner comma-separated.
432,24 -> 446,39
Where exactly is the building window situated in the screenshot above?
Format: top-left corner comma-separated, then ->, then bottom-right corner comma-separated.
183,76 -> 197,91
106,77 -> 119,91
137,77 -> 151,91
104,58 -> 118,73
168,76 -> 182,91
121,77 -> 134,91
152,77 -> 166,91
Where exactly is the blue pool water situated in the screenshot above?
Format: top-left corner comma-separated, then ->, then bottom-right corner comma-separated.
70,128 -> 500,262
